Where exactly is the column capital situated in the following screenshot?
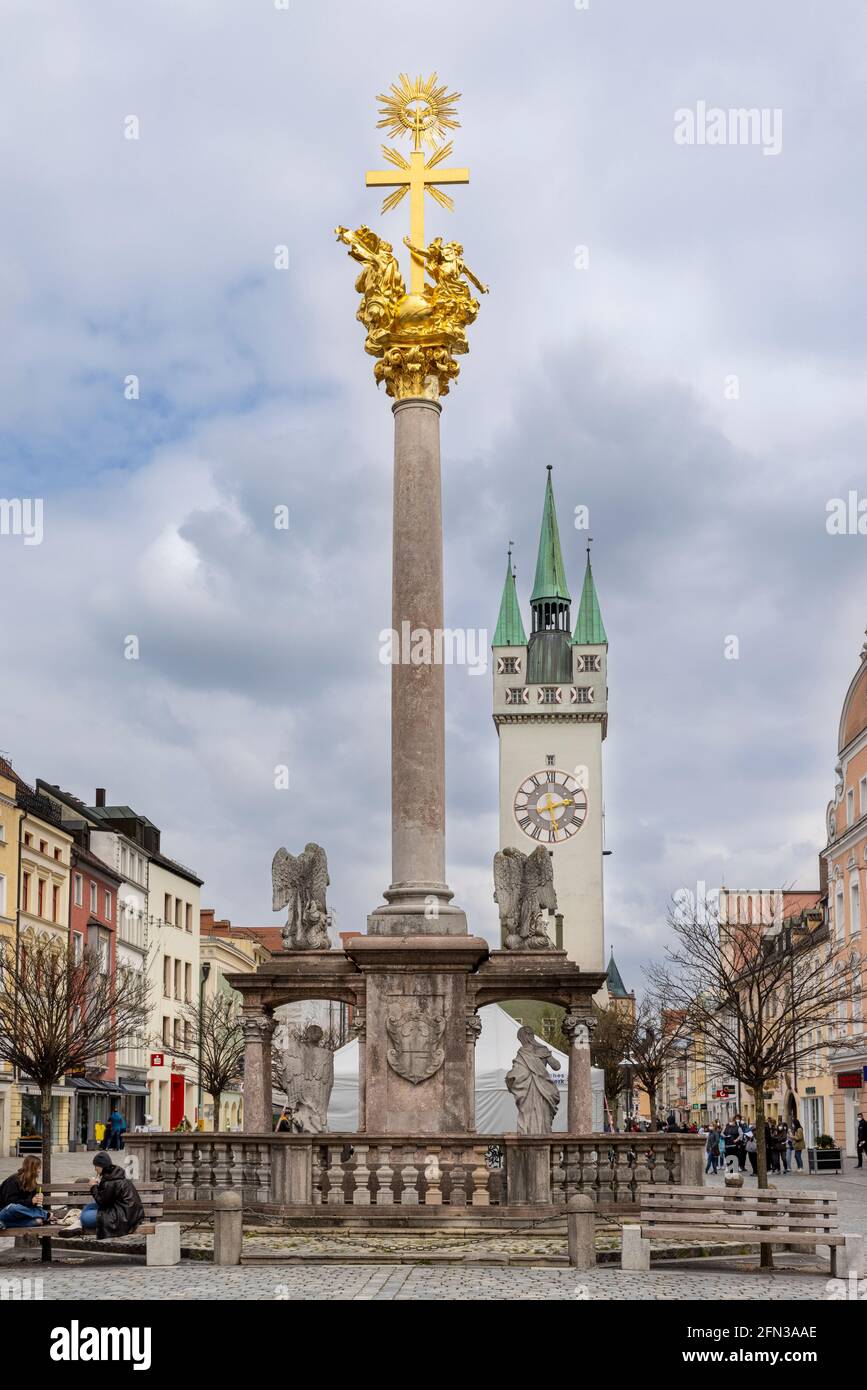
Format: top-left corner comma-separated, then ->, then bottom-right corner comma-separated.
243,1012 -> 276,1044
562,1010 -> 594,1047
466,1011 -> 483,1044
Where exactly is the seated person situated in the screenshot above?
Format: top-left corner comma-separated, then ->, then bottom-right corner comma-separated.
68,1152 -> 145,1238
0,1156 -> 52,1228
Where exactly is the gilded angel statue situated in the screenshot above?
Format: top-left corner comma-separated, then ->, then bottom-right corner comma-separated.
335,225 -> 405,347
493,846 -> 557,951
272,843 -> 332,951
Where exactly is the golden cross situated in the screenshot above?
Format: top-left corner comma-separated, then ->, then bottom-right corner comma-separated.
366,145 -> 469,294
366,75 -> 470,294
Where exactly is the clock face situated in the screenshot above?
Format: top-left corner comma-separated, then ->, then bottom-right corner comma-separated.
513,769 -> 588,844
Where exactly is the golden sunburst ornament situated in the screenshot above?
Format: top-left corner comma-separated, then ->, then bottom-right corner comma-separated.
376,73 -> 461,152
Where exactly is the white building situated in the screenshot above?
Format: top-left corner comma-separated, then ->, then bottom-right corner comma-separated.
147,852 -> 202,1129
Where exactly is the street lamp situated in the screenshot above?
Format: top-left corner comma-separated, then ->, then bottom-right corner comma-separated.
197,961 -> 211,1126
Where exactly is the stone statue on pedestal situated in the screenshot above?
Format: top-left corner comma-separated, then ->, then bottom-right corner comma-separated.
272,843 -> 332,950
493,846 -> 557,950
505,1025 -> 561,1134
281,1024 -> 335,1133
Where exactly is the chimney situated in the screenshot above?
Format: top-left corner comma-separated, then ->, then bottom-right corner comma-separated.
95,788 -> 106,807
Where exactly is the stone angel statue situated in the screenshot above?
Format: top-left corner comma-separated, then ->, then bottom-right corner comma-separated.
280,1024 -> 334,1133
272,843 -> 332,951
493,845 -> 557,951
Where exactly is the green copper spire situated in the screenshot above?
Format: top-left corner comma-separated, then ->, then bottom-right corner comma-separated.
493,548 -> 527,646
530,466 -> 571,604
573,542 -> 607,645
606,948 -> 629,998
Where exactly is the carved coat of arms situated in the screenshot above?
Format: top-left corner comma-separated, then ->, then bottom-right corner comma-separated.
386,1007 -> 446,1085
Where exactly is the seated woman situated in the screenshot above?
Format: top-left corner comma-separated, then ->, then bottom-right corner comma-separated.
0,1156 -> 52,1228
69,1152 -> 145,1238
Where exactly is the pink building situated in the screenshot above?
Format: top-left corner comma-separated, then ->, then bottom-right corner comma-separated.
822,634 -> 867,1155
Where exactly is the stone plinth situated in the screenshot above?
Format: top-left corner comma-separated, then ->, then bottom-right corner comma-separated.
346,935 -> 489,1134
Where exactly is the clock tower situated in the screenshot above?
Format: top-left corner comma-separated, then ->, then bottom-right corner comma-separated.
492,466 -> 608,971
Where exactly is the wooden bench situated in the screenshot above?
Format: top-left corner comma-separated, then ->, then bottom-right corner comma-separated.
621,1185 -> 864,1278
0,1183 -> 180,1266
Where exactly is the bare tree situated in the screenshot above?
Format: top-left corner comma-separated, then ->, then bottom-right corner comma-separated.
627,999 -> 687,1125
0,931 -> 149,1187
649,895 -> 859,1263
590,1001 -> 633,1126
158,993 -> 245,1132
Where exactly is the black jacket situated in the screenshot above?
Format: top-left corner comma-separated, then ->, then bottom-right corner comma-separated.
90,1165 -> 145,1239
0,1175 -> 38,1209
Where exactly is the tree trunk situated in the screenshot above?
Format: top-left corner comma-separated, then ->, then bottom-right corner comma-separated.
40,1085 -> 53,1189
211,1090 -> 221,1134
40,1084 -> 53,1265
648,1085 -> 657,1121
753,1086 -> 773,1270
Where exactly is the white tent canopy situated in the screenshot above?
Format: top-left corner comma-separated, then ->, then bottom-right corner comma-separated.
327,1003 -> 604,1132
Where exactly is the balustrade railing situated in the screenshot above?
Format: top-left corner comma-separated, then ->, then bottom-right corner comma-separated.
125,1132 -> 702,1210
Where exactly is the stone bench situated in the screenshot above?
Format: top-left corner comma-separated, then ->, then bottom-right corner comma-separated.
0,1182 -> 180,1266
621,1184 -> 863,1278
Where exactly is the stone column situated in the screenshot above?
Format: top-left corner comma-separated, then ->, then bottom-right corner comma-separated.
241,1010 -> 275,1133
466,1011 -> 482,1131
368,397 -> 466,937
563,1011 -> 593,1134
352,1007 -> 367,1133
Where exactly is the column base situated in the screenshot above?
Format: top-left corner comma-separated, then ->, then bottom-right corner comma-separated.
367,881 -> 468,936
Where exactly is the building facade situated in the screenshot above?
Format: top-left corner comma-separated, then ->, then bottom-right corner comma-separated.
0,760 -> 22,1157
822,637 -> 867,1155
4,768 -> 74,1153
492,468 -> 608,971
199,910 -> 271,1130
147,852 -> 203,1129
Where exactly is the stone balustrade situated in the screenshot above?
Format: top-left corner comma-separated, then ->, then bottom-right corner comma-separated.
125,1133 -> 704,1211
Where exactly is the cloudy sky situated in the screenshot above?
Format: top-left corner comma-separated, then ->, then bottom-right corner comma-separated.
2,1 -> 866,995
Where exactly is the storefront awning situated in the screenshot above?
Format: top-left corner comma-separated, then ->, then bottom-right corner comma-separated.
65,1078 -> 117,1094
118,1081 -> 150,1096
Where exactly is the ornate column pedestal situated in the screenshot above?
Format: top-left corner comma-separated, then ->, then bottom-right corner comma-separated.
242,1009 -> 276,1133
346,936 -> 488,1134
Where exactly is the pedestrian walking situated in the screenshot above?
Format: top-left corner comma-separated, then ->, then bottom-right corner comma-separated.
745,1127 -> 758,1175
791,1119 -> 805,1171
705,1124 -> 719,1175
857,1112 -> 866,1169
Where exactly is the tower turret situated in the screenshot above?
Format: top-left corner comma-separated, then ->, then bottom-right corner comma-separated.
528,466 -> 572,683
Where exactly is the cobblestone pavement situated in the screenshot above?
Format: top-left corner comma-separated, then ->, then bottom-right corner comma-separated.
0,1254 -> 841,1300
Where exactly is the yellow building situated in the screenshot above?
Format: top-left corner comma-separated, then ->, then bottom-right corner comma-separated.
0,760 -> 22,1156
199,910 -> 270,1131
0,760 -> 73,1155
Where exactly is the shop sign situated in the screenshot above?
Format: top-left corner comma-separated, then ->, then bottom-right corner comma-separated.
149,1053 -> 165,1067
837,1070 -> 862,1089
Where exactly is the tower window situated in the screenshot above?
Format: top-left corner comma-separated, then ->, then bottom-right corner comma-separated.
541,686 -> 560,704
573,687 -> 592,704
506,688 -> 528,705
546,755 -> 555,766
501,656 -> 519,674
